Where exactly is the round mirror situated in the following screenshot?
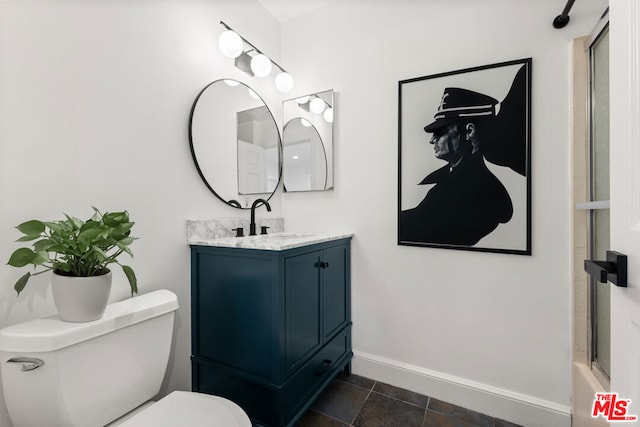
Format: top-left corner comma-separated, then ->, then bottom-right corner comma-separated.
282,118 -> 328,191
188,79 -> 281,209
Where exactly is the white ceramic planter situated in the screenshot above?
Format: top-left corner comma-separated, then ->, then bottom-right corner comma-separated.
51,270 -> 112,322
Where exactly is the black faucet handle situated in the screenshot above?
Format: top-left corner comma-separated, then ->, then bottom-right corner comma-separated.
232,227 -> 244,237
260,226 -> 270,235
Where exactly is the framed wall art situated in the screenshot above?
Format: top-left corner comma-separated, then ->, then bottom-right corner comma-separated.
398,58 -> 532,255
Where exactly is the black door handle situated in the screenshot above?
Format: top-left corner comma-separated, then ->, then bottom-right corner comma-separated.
584,250 -> 627,287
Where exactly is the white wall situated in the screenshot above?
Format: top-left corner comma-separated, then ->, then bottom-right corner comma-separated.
280,0 -> 607,425
0,0 -> 611,426
0,1 -> 283,426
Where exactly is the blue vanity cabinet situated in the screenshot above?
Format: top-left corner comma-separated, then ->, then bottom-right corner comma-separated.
190,238 -> 352,427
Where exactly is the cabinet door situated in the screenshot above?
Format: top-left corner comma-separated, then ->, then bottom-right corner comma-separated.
285,251 -> 321,373
322,244 -> 349,341
193,251 -> 274,380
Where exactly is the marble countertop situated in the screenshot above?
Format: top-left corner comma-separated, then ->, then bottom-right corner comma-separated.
188,232 -> 354,251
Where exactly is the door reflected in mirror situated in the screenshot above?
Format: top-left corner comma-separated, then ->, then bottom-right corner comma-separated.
282,90 -> 334,192
189,79 -> 281,208
237,106 -> 280,194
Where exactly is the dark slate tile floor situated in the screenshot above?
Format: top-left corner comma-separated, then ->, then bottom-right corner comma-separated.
296,373 -> 523,427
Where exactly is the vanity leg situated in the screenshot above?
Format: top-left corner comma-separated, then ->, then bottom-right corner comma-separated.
343,361 -> 352,375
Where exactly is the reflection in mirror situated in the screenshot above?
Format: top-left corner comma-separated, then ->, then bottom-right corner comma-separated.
237,106 -> 280,194
282,119 -> 327,191
282,90 -> 334,191
189,79 -> 281,209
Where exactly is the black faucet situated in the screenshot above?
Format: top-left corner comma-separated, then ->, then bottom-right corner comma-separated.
250,199 -> 271,236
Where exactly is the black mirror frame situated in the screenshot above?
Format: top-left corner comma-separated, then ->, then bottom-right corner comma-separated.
188,79 -> 282,209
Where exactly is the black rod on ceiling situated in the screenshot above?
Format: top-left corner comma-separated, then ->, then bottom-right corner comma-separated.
553,0 -> 576,29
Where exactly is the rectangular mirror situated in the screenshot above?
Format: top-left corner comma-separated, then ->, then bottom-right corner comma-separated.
282,90 -> 334,192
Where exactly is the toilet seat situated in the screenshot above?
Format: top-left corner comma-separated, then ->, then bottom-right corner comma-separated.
116,391 -> 251,427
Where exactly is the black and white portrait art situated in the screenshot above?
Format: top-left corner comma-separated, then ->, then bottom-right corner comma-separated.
398,58 -> 531,255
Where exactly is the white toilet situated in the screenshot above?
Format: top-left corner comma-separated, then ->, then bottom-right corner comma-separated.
0,289 -> 251,427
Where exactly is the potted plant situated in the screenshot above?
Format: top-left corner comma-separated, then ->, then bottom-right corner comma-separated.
7,207 -> 138,322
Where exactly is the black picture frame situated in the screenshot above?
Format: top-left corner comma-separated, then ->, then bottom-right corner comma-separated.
398,58 -> 532,255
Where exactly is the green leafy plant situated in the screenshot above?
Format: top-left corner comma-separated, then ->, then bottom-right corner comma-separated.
7,207 -> 138,296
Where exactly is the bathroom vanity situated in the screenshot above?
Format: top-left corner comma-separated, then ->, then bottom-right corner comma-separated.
189,233 -> 352,427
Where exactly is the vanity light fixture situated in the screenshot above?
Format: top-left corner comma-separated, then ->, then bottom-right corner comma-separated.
275,72 -> 294,93
295,95 -> 334,123
218,21 -> 294,93
323,107 -> 334,123
309,97 -> 326,114
297,95 -> 331,113
219,30 -> 243,58
251,54 -> 272,77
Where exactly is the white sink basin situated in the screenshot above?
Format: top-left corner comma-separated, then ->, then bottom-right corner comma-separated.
189,232 -> 353,251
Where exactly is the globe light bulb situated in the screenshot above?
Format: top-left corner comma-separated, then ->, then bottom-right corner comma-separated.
218,30 -> 243,59
310,98 -> 326,114
324,107 -> 334,123
275,72 -> 294,93
250,54 -> 272,77
295,96 -> 310,105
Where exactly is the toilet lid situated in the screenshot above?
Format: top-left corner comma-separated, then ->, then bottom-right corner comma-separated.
117,391 -> 251,427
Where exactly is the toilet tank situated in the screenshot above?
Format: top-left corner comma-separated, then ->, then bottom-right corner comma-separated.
0,290 -> 179,427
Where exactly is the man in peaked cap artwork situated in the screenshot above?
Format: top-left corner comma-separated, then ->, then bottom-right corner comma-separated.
399,87 -> 513,246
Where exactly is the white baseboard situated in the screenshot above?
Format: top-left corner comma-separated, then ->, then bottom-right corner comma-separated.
351,351 -> 571,427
